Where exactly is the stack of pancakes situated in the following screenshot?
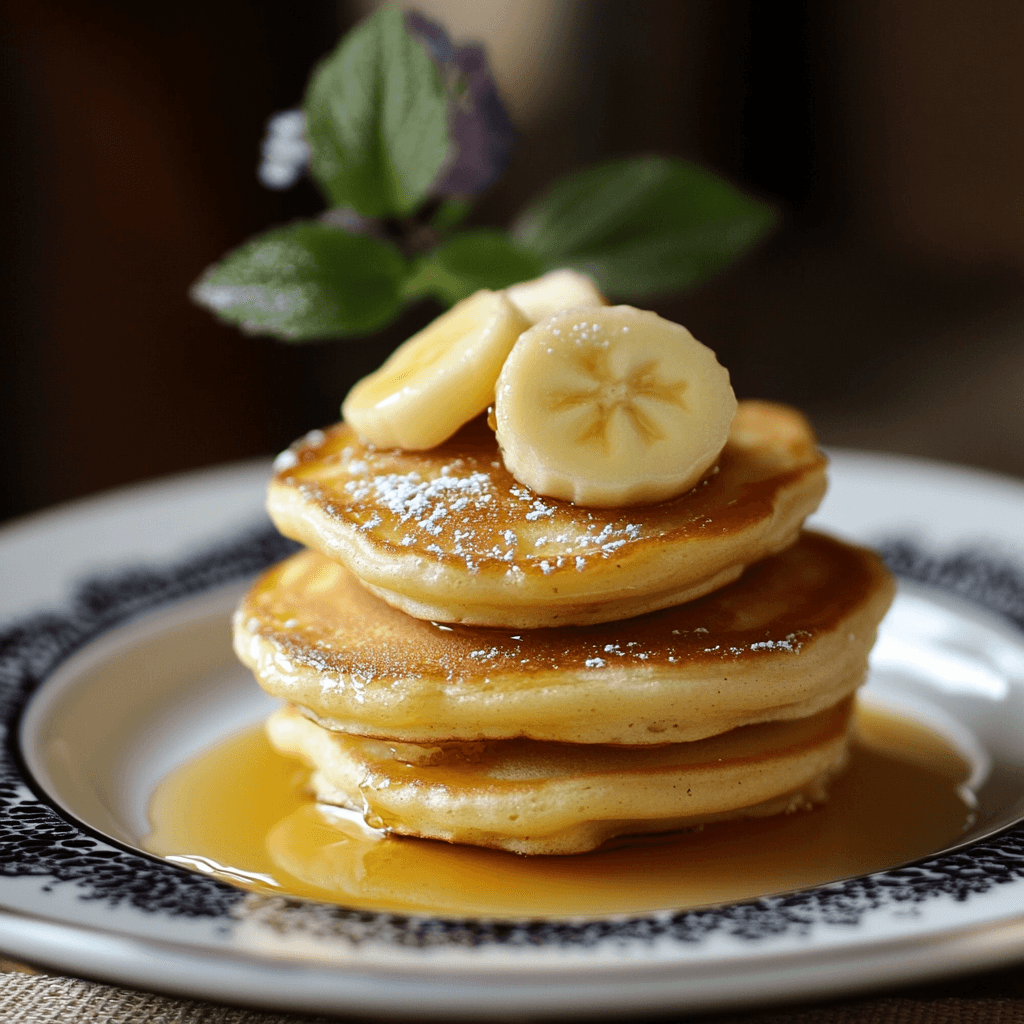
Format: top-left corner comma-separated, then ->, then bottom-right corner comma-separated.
234,400 -> 894,855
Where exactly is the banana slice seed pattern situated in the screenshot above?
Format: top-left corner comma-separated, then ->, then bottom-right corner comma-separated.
548,347 -> 689,451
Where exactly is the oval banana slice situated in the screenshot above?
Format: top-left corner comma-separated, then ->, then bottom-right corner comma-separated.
494,306 -> 737,506
342,289 -> 529,450
505,268 -> 608,324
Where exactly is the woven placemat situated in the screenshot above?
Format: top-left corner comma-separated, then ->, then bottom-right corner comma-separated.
2,978 -> 1024,1024
4,958 -> 1024,1023
716,1000 -> 1024,1024
0,967 -> 344,1024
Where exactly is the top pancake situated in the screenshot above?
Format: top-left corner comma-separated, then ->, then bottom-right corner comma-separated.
268,400 -> 827,628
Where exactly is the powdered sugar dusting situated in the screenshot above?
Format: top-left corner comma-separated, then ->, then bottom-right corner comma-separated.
282,425 -> 689,576
273,449 -> 298,472
275,417 -> 816,585
251,560 -> 826,680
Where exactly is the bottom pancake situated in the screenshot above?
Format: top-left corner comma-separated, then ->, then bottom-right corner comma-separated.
266,698 -> 853,855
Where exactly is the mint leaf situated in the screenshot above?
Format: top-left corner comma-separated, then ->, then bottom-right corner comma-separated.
405,229 -> 545,306
190,222 -> 406,340
304,7 -> 450,218
513,157 -> 776,299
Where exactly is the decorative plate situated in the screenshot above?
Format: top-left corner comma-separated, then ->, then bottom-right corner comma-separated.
1,451 -> 1024,1019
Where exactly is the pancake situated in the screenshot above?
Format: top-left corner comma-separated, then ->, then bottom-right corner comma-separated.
267,400 -> 828,628
234,531 -> 895,746
265,698 -> 854,855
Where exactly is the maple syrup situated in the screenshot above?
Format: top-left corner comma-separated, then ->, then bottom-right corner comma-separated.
145,703 -> 974,918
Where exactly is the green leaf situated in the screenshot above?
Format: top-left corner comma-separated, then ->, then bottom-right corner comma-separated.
304,7 -> 451,218
430,198 -> 472,232
404,229 -> 545,306
512,157 -> 776,299
190,222 -> 406,340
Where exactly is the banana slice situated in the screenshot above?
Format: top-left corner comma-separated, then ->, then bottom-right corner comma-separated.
342,289 -> 530,450
505,269 -> 608,324
494,306 -> 737,506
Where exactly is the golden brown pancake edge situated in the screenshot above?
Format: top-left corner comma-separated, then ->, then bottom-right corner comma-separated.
266,400 -> 828,627
234,531 -> 895,745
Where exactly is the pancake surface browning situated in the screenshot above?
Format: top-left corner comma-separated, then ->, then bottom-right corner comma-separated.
267,400 -> 827,627
234,531 -> 895,745
266,698 -> 854,854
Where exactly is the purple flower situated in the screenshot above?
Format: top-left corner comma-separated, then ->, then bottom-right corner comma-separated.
405,12 -> 515,200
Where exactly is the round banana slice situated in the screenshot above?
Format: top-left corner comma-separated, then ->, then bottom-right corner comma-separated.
495,306 -> 737,506
342,289 -> 529,450
505,268 -> 608,324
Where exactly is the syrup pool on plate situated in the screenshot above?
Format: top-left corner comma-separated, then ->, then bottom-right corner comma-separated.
145,703 -> 975,919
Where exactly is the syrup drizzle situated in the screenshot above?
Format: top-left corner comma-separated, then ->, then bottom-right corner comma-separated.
145,704 -> 973,919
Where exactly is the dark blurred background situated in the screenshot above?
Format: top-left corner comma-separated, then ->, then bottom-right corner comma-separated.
3,0 -> 1023,523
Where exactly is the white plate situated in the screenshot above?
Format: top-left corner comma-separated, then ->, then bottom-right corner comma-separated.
2,451 -> 1024,1019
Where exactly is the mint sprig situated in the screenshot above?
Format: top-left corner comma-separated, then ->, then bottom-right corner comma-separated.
192,9 -> 775,341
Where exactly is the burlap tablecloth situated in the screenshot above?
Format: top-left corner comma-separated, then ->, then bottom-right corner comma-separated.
4,956 -> 1024,1024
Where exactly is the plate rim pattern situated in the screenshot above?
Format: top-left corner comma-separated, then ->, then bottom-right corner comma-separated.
1,525 -> 1024,950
